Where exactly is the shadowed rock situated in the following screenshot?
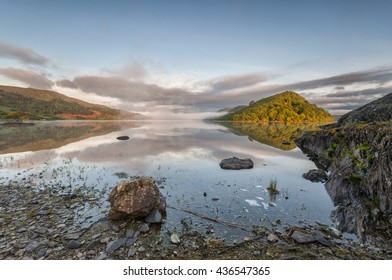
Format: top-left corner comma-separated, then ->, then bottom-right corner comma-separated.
302,169 -> 328,183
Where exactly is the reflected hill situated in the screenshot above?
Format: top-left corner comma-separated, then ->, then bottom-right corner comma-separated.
218,122 -> 320,150
0,121 -> 142,154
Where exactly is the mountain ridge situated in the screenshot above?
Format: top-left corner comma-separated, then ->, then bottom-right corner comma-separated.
0,85 -> 141,120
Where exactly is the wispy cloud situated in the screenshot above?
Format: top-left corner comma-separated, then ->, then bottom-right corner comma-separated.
0,67 -> 54,89
0,41 -> 50,66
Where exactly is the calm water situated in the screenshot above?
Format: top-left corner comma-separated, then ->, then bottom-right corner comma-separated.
0,121 -> 336,242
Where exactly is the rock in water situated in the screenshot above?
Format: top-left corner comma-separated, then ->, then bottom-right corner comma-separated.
117,136 -> 129,140
302,169 -> 328,183
219,157 -> 254,170
267,234 -> 279,243
108,177 -> 166,220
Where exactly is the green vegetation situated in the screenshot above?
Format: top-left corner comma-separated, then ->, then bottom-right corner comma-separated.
0,85 -> 139,120
267,179 -> 279,195
215,91 -> 334,123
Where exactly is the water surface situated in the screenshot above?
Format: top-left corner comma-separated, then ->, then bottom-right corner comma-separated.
0,120 -> 336,242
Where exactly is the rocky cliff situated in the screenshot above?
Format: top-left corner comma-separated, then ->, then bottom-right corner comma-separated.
295,93 -> 392,243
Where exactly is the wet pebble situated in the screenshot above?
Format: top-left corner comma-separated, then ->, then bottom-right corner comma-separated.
25,241 -> 39,252
66,240 -> 82,249
35,226 -> 48,234
106,238 -> 127,254
127,248 -> 137,258
267,234 -> 279,243
138,223 -> 149,233
145,210 -> 162,224
36,248 -> 47,259
137,246 -> 145,252
96,253 -> 107,260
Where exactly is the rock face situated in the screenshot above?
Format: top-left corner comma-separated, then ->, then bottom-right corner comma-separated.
295,92 -> 392,242
219,157 -> 254,170
108,178 -> 166,220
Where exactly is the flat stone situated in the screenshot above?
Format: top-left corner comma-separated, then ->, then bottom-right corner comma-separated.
138,223 -> 149,233
126,230 -> 134,238
35,226 -> 48,234
219,157 -> 254,170
126,237 -> 137,247
312,230 -> 331,247
96,253 -> 107,260
91,233 -> 101,240
106,238 -> 127,254
267,234 -> 279,243
25,241 -> 39,252
127,248 -> 137,258
137,246 -> 146,252
87,250 -> 96,255
36,248 -> 47,259
145,210 -> 162,224
66,240 -> 82,249
291,231 -> 316,244
63,231 -> 83,240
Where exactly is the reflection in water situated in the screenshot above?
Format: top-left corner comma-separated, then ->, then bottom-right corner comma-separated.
0,121 -> 336,242
219,122 -> 320,150
0,121 -> 141,154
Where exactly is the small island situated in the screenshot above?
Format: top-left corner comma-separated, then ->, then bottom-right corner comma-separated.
214,91 -> 334,123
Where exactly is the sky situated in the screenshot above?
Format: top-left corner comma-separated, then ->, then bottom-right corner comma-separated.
1,0 -> 392,119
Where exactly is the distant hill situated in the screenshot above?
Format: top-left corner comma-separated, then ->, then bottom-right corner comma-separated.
214,91 -> 334,123
0,85 -> 141,120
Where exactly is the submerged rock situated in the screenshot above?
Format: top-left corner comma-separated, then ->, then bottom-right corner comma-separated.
219,157 -> 254,170
302,169 -> 328,183
108,177 -> 166,220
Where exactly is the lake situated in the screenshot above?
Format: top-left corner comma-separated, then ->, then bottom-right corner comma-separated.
0,120 -> 338,243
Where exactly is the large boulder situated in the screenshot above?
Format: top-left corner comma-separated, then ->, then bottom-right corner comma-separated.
108,177 -> 166,220
219,157 -> 254,170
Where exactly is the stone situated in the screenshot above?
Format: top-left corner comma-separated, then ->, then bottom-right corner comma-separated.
106,238 -> 127,254
312,230 -> 330,247
117,136 -> 130,140
171,234 -> 180,244
126,237 -> 137,247
108,178 -> 166,220
219,157 -> 254,170
138,223 -> 149,233
36,248 -> 47,259
66,240 -> 82,249
137,246 -> 145,252
63,231 -> 83,240
127,248 -> 137,258
96,253 -> 107,260
145,209 -> 163,224
126,230 -> 134,238
34,226 -> 48,234
291,231 -> 316,244
25,241 -> 39,252
267,234 -> 279,243
302,169 -> 328,183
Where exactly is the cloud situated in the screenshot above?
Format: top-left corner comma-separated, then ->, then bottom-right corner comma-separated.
56,79 -> 78,89
0,41 -> 50,65
0,67 -> 54,89
204,73 -> 267,91
53,65 -> 392,117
